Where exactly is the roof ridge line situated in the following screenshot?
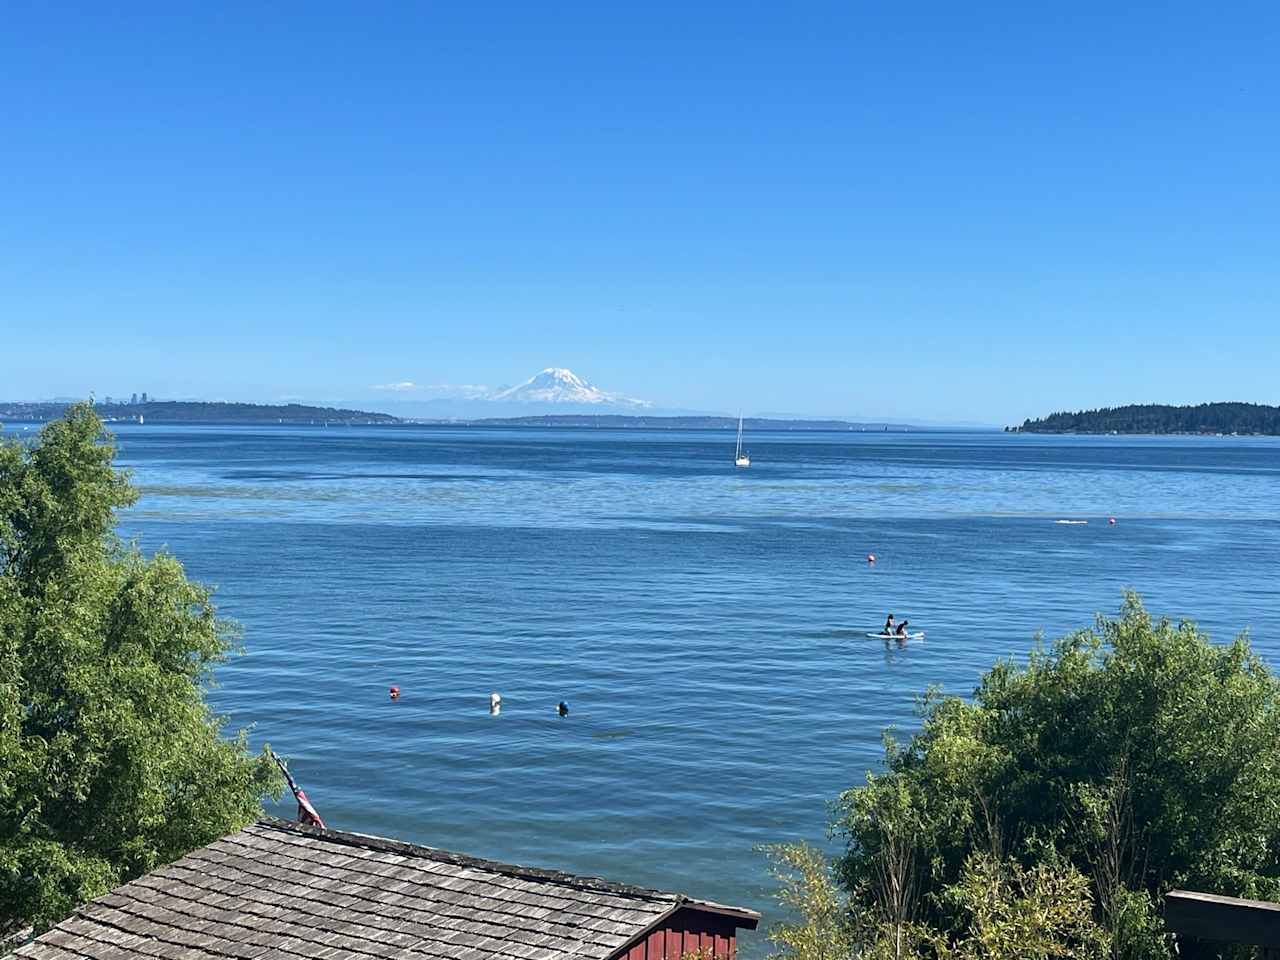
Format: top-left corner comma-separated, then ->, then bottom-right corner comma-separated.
255,817 -> 681,903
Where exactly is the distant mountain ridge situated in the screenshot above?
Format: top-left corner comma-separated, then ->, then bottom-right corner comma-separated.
1,399 -> 971,432
462,414 -> 916,430
1015,402 -> 1280,435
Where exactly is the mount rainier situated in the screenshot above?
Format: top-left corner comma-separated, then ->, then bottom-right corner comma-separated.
488,368 -> 650,407
366,367 -> 653,418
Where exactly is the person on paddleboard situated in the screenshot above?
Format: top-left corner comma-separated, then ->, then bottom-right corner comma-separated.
895,619 -> 910,637
883,613 -> 895,636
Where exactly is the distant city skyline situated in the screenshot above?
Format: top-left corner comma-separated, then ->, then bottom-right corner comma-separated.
4,3 -> 1278,423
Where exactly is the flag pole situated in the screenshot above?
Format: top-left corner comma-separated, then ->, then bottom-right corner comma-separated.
271,750 -> 327,830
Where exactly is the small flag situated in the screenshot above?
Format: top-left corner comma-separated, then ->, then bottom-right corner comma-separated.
273,752 -> 326,829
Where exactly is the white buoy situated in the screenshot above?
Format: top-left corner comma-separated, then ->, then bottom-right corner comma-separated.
489,692 -> 502,716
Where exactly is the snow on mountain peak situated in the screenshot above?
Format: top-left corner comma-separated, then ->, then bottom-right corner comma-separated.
534,368 -> 589,389
488,368 -> 649,407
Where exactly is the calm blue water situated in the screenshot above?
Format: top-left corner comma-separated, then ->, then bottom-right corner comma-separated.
15,423 -> 1280,953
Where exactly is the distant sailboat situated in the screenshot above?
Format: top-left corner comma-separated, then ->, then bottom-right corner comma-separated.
735,414 -> 750,467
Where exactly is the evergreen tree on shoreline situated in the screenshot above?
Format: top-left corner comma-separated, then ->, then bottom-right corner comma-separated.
1015,402 -> 1280,435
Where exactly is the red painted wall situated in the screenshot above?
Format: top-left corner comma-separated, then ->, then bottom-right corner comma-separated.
615,907 -> 741,960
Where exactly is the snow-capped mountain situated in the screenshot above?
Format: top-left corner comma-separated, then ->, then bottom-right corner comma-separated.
361,367 -> 653,418
487,368 -> 650,407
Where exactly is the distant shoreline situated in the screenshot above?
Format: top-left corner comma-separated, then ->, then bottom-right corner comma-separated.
427,415 -> 925,431
1,402 -> 972,431
1012,429 -> 1273,438
1014,402 -> 1280,437
0,400 -> 397,425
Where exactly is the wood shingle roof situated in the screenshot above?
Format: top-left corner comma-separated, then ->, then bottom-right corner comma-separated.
14,818 -> 759,960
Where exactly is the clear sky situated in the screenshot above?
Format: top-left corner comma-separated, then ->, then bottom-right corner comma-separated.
3,2 -> 1277,423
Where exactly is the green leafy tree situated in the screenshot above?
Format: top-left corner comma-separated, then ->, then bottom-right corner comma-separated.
831,594 -> 1280,959
763,841 -> 1106,960
0,404 -> 281,933
938,851 -> 1109,960
768,595 -> 1280,960
763,842 -> 859,960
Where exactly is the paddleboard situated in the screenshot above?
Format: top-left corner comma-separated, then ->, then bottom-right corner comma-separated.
1054,519 -> 1088,525
865,631 -> 925,640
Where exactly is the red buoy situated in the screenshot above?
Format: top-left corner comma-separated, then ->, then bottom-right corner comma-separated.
389,686 -> 400,701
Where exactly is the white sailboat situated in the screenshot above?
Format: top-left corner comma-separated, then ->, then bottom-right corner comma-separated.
734,414 -> 750,467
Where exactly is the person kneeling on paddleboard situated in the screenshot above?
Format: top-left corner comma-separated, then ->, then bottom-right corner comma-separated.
883,613 -> 895,636
895,619 -> 910,637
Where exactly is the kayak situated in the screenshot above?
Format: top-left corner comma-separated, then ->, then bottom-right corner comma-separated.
866,631 -> 925,640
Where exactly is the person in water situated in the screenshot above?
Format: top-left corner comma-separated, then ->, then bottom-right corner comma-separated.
883,613 -> 895,636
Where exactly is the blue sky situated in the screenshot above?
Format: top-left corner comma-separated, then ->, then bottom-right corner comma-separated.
3,2 -> 1277,423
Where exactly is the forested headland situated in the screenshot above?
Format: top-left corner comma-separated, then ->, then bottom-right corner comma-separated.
0,400 -> 399,424
1014,402 -> 1280,435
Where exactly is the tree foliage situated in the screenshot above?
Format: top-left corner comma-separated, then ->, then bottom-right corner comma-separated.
763,843 -> 859,960
766,841 -> 1105,960
1015,402 -> 1280,435
0,405 -> 281,933
768,596 -> 1280,960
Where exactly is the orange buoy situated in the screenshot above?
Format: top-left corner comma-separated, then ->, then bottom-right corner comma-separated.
389,686 -> 400,701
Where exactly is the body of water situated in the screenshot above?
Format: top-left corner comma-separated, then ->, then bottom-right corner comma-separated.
16,423 -> 1280,953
